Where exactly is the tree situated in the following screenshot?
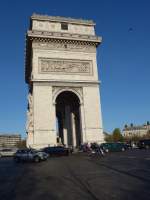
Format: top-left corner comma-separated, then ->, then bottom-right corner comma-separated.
16,140 -> 26,148
1,143 -> 6,148
112,128 -> 124,142
105,134 -> 113,142
145,130 -> 150,139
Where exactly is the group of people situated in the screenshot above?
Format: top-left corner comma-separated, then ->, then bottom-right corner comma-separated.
80,142 -> 105,156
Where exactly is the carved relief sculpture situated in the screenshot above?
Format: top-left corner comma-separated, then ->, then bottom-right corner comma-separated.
39,58 -> 92,75
26,93 -> 34,132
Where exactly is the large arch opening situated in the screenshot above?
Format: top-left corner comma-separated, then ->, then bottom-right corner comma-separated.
55,91 -> 82,148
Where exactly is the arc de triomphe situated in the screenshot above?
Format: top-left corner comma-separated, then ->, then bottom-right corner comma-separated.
25,14 -> 104,149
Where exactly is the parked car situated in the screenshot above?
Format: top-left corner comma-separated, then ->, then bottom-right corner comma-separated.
43,146 -> 70,156
138,139 -> 150,149
100,142 -> 126,153
124,143 -> 132,149
14,149 -> 49,163
0,148 -> 17,157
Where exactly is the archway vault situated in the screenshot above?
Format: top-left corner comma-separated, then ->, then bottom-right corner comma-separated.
55,90 -> 82,148
52,87 -> 83,105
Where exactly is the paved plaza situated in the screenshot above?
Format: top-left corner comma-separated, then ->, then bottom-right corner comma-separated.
0,150 -> 150,200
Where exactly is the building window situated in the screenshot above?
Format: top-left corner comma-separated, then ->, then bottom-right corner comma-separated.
61,23 -> 68,30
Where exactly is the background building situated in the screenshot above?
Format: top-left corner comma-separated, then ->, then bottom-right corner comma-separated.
122,122 -> 150,138
0,134 -> 21,148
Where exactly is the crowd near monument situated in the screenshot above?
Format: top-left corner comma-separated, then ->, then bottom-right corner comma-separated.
25,14 -> 104,149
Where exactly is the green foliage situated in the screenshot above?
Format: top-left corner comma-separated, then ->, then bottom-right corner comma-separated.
1,143 -> 6,148
112,128 -> 124,142
105,128 -> 150,143
144,130 -> 150,139
16,140 -> 26,148
104,128 -> 124,142
105,134 -> 113,142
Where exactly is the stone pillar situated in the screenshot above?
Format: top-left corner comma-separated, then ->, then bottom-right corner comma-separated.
80,103 -> 86,143
63,105 -> 72,146
71,113 -> 76,147
52,102 -> 57,145
58,113 -> 64,145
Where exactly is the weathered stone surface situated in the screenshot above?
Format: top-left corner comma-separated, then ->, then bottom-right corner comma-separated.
39,58 -> 92,75
25,14 -> 104,149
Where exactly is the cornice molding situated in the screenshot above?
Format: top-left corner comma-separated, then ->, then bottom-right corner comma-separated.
32,79 -> 100,86
27,30 -> 101,44
31,14 -> 95,26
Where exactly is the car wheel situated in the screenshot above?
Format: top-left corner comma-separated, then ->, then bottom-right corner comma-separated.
34,156 -> 40,163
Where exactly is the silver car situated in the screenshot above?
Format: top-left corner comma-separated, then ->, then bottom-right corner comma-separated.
14,149 -> 49,163
0,148 -> 17,157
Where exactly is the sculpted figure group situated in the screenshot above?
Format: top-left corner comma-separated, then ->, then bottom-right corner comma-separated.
26,92 -> 33,132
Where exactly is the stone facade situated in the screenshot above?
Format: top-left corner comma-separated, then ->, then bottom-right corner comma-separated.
25,14 -> 104,149
123,123 -> 150,138
0,134 -> 21,148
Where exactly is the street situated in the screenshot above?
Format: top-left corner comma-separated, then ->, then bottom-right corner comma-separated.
0,149 -> 150,200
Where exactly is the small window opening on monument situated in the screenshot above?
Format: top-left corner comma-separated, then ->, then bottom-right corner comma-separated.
61,22 -> 68,30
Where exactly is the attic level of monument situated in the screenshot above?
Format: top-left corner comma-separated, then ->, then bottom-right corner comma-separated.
29,14 -> 100,39
31,14 -> 95,26
25,14 -> 102,83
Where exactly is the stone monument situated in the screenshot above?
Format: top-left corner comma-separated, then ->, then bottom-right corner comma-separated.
25,14 -> 104,149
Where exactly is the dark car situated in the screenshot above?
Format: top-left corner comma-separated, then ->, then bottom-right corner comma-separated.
14,149 -> 49,163
100,142 -> 126,153
124,143 -> 132,149
138,139 -> 150,149
43,146 -> 70,156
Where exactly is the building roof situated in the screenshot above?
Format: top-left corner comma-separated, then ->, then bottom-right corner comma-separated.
123,126 -> 148,131
31,13 -> 95,25
0,134 -> 21,137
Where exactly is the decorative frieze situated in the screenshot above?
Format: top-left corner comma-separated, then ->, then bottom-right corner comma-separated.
38,58 -> 93,75
33,41 -> 96,53
28,30 -> 101,43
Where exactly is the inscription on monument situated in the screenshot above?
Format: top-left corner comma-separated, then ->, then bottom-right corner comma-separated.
39,58 -> 92,75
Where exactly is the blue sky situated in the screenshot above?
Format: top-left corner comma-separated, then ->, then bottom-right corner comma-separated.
0,0 -> 149,137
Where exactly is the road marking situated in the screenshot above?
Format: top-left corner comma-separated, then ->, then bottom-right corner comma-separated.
127,156 -> 136,159
145,158 -> 150,160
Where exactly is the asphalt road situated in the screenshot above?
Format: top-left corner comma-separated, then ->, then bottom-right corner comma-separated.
0,149 -> 150,200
